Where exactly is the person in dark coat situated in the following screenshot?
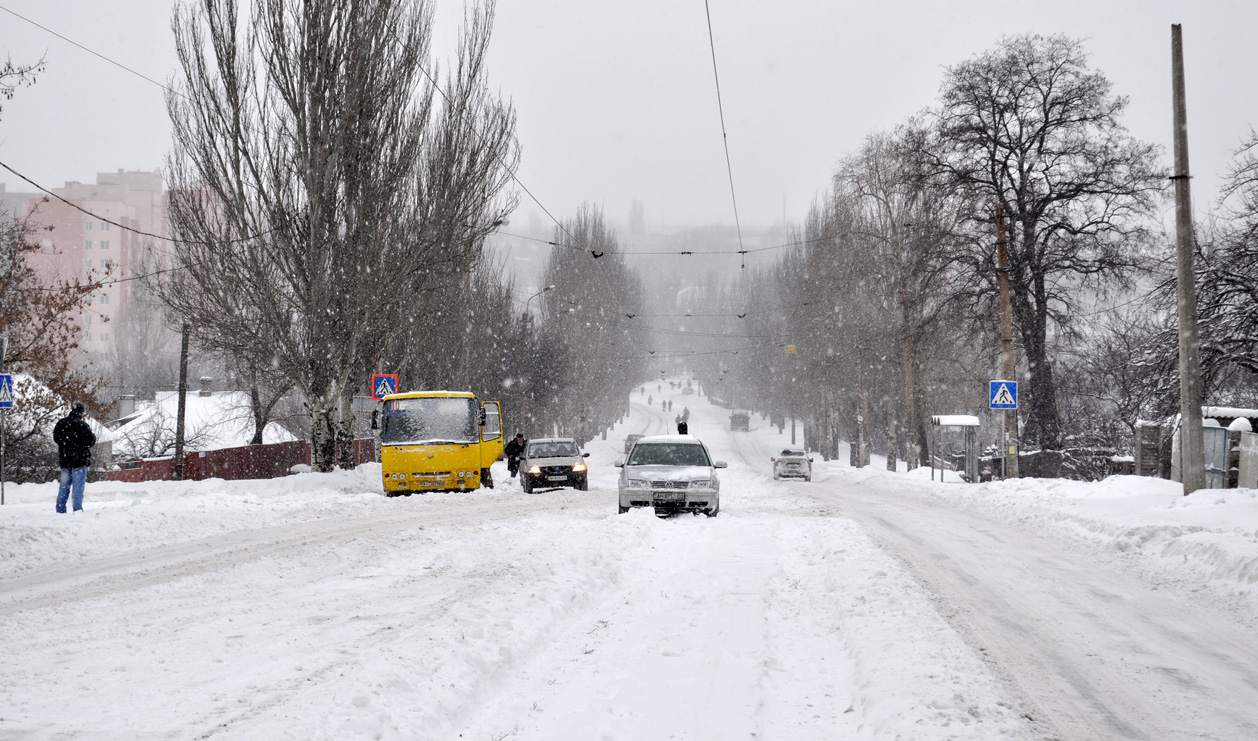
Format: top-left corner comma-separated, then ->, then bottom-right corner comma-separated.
504,433 -> 526,479
53,401 -> 96,513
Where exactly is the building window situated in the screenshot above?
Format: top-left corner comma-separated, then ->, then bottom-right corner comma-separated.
100,222 -> 110,231
100,332 -> 109,343
99,240 -> 109,250
100,294 -> 110,305
84,240 -> 93,250
84,221 -> 93,231
84,259 -> 92,268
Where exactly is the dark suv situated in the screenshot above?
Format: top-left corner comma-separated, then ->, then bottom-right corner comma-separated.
520,437 -> 589,492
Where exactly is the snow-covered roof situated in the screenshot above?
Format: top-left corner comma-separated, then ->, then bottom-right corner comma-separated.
111,390 -> 297,459
6,373 -> 116,443
931,415 -> 981,427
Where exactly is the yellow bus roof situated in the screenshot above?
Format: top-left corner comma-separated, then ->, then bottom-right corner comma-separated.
382,390 -> 475,401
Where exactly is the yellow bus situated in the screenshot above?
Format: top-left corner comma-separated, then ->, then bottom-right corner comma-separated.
375,390 -> 503,495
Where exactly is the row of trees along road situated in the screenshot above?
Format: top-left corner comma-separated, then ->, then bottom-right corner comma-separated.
525,206 -> 646,444
158,0 -> 519,471
739,34 -> 1173,475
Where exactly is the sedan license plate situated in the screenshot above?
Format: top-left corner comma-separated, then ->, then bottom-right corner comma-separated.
547,475 -> 567,482
653,491 -> 685,504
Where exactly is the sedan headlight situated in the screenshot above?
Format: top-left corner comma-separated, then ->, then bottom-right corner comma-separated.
572,462 -> 587,473
528,465 -> 541,474
626,479 -> 650,489
689,479 -> 712,489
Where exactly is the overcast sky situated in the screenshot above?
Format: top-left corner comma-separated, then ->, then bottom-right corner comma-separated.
1,0 -> 1255,230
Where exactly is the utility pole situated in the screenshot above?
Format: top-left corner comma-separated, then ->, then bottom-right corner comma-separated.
173,323 -> 190,481
995,204 -> 1019,479
0,335 -> 7,505
1171,24 -> 1206,495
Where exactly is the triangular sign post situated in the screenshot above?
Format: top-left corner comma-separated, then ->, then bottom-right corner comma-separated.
372,374 -> 398,401
0,374 -> 13,408
989,380 -> 1017,410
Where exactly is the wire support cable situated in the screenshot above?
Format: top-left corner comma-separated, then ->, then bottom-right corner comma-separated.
702,0 -> 747,268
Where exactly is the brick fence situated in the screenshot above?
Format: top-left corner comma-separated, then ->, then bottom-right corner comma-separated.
108,439 -> 376,483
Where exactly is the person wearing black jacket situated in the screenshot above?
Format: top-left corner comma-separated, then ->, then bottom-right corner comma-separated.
504,433 -> 526,479
53,402 -> 96,513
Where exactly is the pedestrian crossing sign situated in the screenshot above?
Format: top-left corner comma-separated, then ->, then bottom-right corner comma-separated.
0,374 -> 12,408
372,374 -> 398,401
989,380 -> 1017,409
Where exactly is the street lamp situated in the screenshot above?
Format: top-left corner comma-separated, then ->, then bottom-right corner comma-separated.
526,284 -> 556,316
520,285 -> 555,435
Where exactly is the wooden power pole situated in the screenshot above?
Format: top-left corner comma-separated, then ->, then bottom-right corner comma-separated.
173,323 -> 190,481
1171,24 -> 1206,495
995,204 -> 1019,479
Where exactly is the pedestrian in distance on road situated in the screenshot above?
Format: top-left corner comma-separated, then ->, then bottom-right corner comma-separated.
505,433 -> 526,479
668,400 -> 673,412
53,401 -> 96,513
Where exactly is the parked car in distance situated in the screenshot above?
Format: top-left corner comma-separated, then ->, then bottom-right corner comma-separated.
771,448 -> 813,481
521,437 -> 589,493
624,434 -> 644,454
616,435 -> 725,516
729,410 -> 750,431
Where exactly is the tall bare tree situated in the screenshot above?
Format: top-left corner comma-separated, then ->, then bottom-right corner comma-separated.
931,34 -> 1163,451
161,0 -> 517,470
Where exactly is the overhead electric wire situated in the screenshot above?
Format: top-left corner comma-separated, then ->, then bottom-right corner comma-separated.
0,3 -> 178,97
0,159 -> 275,246
702,0 -> 747,268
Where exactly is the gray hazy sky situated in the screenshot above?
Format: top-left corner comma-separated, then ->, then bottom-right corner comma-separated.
1,0 -> 1255,229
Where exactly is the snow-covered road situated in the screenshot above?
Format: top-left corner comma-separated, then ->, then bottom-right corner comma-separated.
3,380 -> 1258,739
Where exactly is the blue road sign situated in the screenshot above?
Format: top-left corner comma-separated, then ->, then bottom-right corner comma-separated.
372,374 -> 398,401
989,380 -> 1018,410
0,374 -> 12,408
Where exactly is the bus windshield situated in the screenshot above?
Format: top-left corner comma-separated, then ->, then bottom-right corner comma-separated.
381,397 -> 477,445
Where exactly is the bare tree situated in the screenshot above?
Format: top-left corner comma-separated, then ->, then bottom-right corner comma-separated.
0,55 -> 44,118
161,0 -> 517,470
931,34 -> 1164,451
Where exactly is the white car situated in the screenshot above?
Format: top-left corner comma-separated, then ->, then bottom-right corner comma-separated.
771,448 -> 813,481
616,435 -> 726,516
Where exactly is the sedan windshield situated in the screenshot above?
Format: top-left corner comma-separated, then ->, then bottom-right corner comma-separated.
381,397 -> 476,444
627,443 -> 711,467
528,441 -> 579,458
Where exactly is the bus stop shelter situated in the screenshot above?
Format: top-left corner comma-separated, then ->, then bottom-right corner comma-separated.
930,414 -> 980,483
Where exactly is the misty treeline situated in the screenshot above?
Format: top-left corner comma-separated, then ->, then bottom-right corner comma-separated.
696,35 -> 1258,476
521,205 -> 647,441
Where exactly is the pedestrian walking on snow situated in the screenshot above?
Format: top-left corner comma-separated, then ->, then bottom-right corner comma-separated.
53,402 -> 96,513
505,433 -> 526,479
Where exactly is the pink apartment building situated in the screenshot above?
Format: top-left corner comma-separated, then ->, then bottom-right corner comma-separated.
22,170 -> 169,360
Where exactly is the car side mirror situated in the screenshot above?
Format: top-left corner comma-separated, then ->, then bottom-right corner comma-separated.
714,461 -> 728,469
582,452 -> 590,458
614,459 -> 624,468
809,457 -> 815,462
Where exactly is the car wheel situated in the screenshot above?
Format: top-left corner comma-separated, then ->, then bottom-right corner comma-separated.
577,477 -> 588,491
618,505 -> 630,514
705,506 -> 719,517
522,475 -> 532,493
773,472 -> 780,480
804,475 -> 811,482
